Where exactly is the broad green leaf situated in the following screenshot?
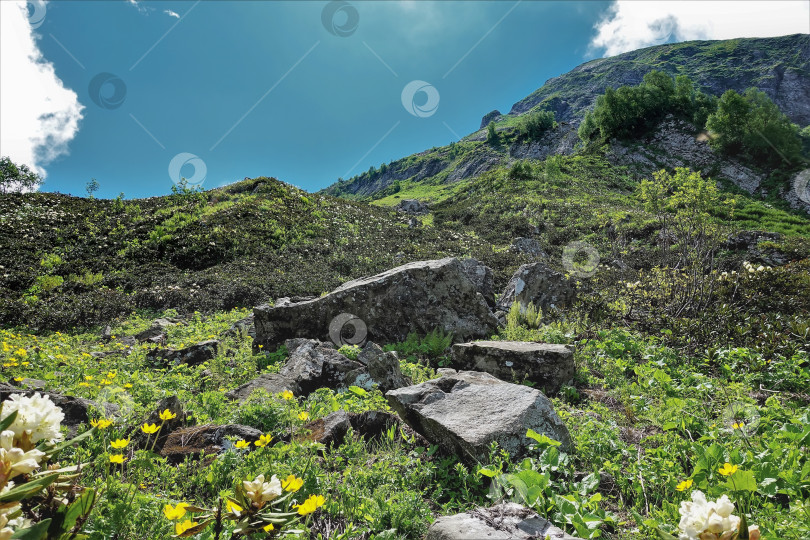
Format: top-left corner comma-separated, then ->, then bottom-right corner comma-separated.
11,519 -> 52,540
724,469 -> 757,492
0,411 -> 19,433
0,474 -> 59,503
525,429 -> 561,447
477,468 -> 497,478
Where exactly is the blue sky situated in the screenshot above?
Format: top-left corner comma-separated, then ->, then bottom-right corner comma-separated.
1,0 -> 808,198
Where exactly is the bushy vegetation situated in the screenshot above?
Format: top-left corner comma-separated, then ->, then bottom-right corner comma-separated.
518,109 -> 556,141
706,88 -> 804,169
578,71 -> 716,143
0,157 -> 42,194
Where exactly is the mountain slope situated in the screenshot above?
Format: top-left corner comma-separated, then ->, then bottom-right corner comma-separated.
322,34 -> 810,204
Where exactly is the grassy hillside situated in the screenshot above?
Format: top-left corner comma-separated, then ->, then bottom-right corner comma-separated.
0,178 -> 494,331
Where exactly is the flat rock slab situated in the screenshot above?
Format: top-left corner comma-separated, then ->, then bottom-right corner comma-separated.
386,371 -> 572,462
451,341 -> 574,394
253,258 -> 498,349
426,503 -> 582,540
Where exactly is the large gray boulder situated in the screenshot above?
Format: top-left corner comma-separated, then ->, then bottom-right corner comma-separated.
497,262 -> 576,313
426,503 -> 582,540
386,371 -> 572,461
451,341 -> 574,394
253,258 -> 499,349
396,199 -> 429,215
226,339 -> 363,401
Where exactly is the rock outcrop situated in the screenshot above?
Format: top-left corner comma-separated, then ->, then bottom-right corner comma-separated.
253,258 -> 499,350
396,199 -> 429,215
226,339 -> 362,401
426,503 -> 582,540
297,410 -> 401,448
386,370 -> 572,461
497,262 -> 576,313
146,340 -> 221,367
160,424 -> 262,463
451,341 -> 574,394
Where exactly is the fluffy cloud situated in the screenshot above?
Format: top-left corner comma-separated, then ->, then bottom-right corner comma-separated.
164,10 -> 180,19
592,1 -> 810,57
0,1 -> 84,178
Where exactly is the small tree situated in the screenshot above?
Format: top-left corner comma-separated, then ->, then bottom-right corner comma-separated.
0,157 -> 41,193
486,121 -> 499,146
86,178 -> 100,198
637,167 -> 735,317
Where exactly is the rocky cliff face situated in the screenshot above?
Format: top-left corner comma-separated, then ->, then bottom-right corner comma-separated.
508,34 -> 810,126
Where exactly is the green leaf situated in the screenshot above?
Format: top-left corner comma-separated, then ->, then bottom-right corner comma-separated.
725,469 -> 757,493
477,468 -> 497,478
11,519 -> 52,539
348,386 -> 367,397
39,428 -> 95,456
0,411 -> 19,433
0,474 -> 59,503
525,429 -> 561,447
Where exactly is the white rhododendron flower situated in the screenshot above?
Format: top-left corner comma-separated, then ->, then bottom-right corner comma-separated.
242,474 -> 282,505
0,393 -> 64,446
0,430 -> 46,480
678,491 -> 742,540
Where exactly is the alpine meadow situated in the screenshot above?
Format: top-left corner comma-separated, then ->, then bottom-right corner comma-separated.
1,2 -> 809,539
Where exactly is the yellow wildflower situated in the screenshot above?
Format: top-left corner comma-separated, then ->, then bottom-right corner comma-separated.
141,423 -> 160,434
263,523 -> 274,532
235,440 -> 250,449
159,409 -> 177,421
280,390 -> 294,400
718,463 -> 739,476
676,479 -> 693,491
175,520 -> 198,535
298,411 -> 309,421
109,454 -> 126,464
225,499 -> 242,513
124,383 -> 133,388
281,474 -> 304,492
294,494 -> 325,516
91,418 -> 113,429
110,438 -> 130,449
163,502 -> 188,520
254,434 -> 273,448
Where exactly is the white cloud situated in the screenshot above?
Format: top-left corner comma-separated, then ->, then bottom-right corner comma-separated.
592,1 -> 810,57
164,9 -> 180,19
0,1 -> 84,178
